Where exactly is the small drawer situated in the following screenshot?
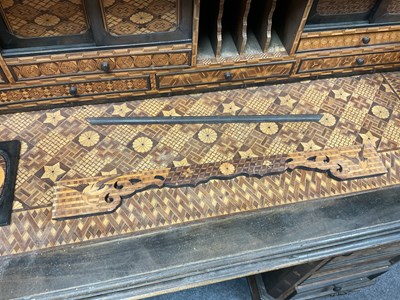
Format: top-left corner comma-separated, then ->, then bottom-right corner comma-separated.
6,51 -> 191,81
298,28 -> 400,52
0,76 -> 150,107
156,62 -> 294,89
297,50 -> 400,74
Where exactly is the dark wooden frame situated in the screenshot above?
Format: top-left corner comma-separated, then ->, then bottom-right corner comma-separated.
0,140 -> 20,226
0,0 -> 193,54
372,0 -> 400,23
85,0 -> 193,47
305,0 -> 400,31
1,186 -> 400,298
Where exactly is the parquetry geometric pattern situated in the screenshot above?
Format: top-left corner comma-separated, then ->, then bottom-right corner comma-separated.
102,0 -> 178,35
0,72 -> 400,256
316,0 -> 376,15
0,0 -> 88,37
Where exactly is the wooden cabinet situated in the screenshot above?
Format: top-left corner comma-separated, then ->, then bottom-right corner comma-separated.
260,242 -> 400,299
0,0 -> 192,51
305,0 -> 400,30
0,0 -> 399,113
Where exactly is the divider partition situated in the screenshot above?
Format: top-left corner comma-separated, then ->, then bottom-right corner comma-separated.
199,0 -> 278,58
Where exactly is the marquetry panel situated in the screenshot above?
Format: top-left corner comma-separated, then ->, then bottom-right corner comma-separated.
388,0 -> 400,14
298,51 -> 400,73
0,0 -> 89,37
157,62 -> 294,89
316,0 -> 377,15
0,72 -> 399,255
101,0 -> 178,36
8,51 -> 190,81
0,76 -> 150,105
298,28 -> 400,52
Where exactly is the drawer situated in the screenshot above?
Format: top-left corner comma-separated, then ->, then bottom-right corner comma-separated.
0,76 -> 150,108
292,277 -> 376,300
156,62 -> 294,89
298,27 -> 400,52
297,50 -> 400,74
6,51 -> 191,82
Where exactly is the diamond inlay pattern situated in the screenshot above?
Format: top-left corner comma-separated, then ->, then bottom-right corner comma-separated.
0,72 -> 400,256
0,0 -> 88,37
102,0 -> 178,36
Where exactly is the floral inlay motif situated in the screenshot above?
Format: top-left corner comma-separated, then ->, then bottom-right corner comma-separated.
79,131 -> 100,147
371,105 -> 390,119
319,113 -> 336,127
219,163 -> 236,175
132,137 -> 153,153
260,123 -> 279,135
198,128 -> 218,144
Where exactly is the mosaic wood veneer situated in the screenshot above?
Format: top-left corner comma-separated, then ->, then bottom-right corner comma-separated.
298,26 -> 400,52
8,51 -> 190,81
388,0 -> 400,14
1,72 -> 400,256
101,0 -> 178,36
297,50 -> 400,73
316,0 -> 377,15
0,0 -> 89,37
0,76 -> 150,105
53,144 -> 386,219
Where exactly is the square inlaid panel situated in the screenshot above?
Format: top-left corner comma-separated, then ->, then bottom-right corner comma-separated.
316,0 -> 377,15
0,0 -> 89,37
101,0 -> 178,36
1,72 -> 400,256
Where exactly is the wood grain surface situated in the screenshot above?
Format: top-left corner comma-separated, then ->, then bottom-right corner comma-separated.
1,72 -> 400,256
53,144 -> 386,219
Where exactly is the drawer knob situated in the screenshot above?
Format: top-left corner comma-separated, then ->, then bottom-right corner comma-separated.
100,61 -> 110,72
333,286 -> 342,292
356,58 -> 365,66
224,72 -> 233,80
69,86 -> 78,96
362,36 -> 371,45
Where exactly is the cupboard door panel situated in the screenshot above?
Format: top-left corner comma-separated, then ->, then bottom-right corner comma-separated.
0,0 -> 90,38
372,0 -> 400,23
101,0 -> 179,36
0,0 -> 94,49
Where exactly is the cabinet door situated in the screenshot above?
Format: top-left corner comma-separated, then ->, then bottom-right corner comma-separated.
306,0 -> 379,25
372,0 -> 400,23
85,0 -> 193,46
0,0 -> 94,49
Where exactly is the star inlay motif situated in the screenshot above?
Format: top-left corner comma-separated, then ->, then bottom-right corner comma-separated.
239,149 -> 256,159
278,95 -> 296,108
44,111 -> 65,127
332,88 -> 351,101
112,103 -> 131,117
301,140 -> 322,151
42,163 -> 65,182
360,131 -> 379,146
173,158 -> 189,167
222,102 -> 241,114
162,108 -> 180,117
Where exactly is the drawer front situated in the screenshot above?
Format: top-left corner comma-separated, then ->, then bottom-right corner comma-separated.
298,51 -> 400,73
6,51 -> 191,81
0,76 -> 150,106
156,62 -> 294,89
298,29 -> 400,52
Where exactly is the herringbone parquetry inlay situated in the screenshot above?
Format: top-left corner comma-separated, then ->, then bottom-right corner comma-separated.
1,72 -> 400,256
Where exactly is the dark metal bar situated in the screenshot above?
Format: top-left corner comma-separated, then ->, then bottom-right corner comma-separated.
87,114 -> 322,125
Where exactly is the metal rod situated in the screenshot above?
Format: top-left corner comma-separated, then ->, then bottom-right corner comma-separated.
87,114 -> 322,125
